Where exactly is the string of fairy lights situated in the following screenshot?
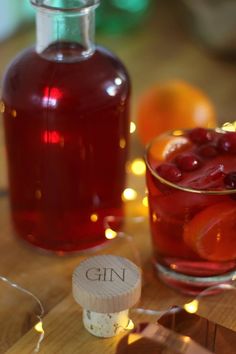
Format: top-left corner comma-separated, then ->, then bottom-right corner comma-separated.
0,276 -> 45,353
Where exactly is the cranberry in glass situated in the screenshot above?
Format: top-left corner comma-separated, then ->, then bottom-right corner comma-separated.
224,172 -> 236,189
188,128 -> 214,145
197,143 -> 218,158
218,132 -> 236,153
175,153 -> 201,171
156,163 -> 182,182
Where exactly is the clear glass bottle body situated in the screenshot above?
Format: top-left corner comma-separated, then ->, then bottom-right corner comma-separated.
1,0 -> 130,253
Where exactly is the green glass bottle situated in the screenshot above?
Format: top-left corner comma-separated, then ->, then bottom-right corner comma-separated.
97,0 -> 150,34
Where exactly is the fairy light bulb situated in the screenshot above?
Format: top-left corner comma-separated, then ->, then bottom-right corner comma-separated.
142,196 -> 148,207
105,228 -> 117,240
183,300 -> 199,314
131,158 -> 146,176
130,122 -> 136,134
122,188 -> 138,201
126,319 -> 135,330
90,213 -> 98,222
34,321 -> 44,333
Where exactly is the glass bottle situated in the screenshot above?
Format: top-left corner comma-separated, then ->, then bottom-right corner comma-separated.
1,0 -> 130,254
97,0 -> 150,34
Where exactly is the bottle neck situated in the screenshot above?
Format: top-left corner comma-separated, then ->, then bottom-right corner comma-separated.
32,1 -> 99,62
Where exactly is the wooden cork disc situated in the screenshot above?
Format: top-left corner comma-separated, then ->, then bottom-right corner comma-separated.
72,255 -> 142,313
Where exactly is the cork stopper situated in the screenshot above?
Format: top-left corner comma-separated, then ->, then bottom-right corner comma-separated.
72,255 -> 142,314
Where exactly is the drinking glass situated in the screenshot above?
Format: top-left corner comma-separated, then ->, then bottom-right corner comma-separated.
145,130 -> 236,294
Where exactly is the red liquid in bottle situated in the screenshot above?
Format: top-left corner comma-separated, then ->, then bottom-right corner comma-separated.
2,43 -> 130,253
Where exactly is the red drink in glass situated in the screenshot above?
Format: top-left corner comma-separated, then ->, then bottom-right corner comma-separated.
146,128 -> 236,294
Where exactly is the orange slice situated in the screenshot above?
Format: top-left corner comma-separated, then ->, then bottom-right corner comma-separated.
183,201 -> 236,261
149,134 -> 191,162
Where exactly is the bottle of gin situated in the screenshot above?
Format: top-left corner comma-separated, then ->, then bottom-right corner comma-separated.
1,0 -> 130,254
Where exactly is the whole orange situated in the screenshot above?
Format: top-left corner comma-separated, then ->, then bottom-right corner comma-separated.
137,80 -> 217,146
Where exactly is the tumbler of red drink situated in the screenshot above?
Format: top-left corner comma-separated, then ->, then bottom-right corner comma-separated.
145,128 -> 236,294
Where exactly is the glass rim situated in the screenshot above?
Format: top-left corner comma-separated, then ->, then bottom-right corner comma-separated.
145,129 -> 236,195
30,0 -> 100,13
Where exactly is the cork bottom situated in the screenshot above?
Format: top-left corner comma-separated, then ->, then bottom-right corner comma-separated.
83,309 -> 130,338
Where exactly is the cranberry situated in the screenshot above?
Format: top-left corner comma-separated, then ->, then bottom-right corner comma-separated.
175,153 -> 201,171
218,132 -> 236,153
197,143 -> 218,158
156,163 -> 182,182
224,172 -> 236,189
188,128 -> 214,145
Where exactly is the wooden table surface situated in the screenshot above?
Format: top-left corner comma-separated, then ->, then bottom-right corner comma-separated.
1,1 -> 236,353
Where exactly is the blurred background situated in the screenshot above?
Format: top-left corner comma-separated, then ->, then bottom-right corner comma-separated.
0,0 -> 236,190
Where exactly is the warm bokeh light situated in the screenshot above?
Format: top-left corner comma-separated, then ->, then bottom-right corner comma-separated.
90,214 -> 98,222
35,189 -> 42,200
34,321 -> 44,333
126,319 -> 135,330
120,138 -> 126,149
105,228 -> 117,240
182,336 -> 191,343
131,158 -> 146,176
184,299 -> 199,314
142,196 -> 148,207
122,188 -> 138,201
130,121 -> 136,134
11,109 -> 17,118
152,212 -> 158,222
222,121 -> 236,132
0,101 -> 5,114
128,333 -> 142,345
172,129 -> 184,136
